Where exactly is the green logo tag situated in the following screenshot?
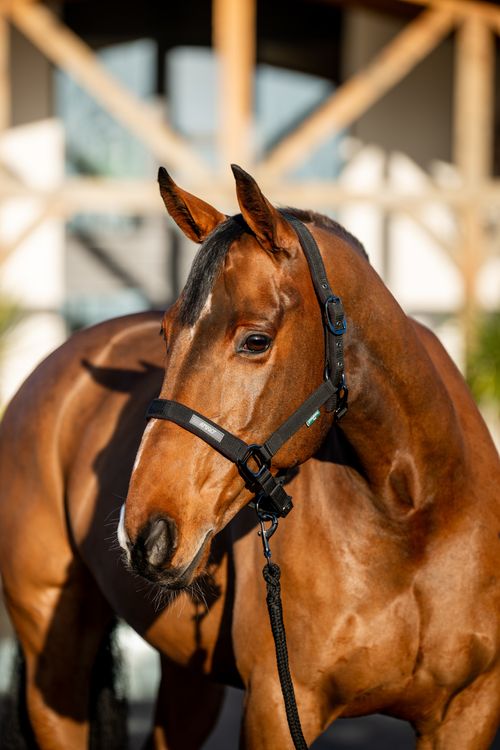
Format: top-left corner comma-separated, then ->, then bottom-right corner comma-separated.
306,409 -> 320,427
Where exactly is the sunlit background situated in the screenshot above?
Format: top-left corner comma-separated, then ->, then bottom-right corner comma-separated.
0,0 -> 499,747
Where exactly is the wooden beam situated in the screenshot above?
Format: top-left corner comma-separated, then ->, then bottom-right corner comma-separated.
453,15 -> 495,366
0,169 -> 498,285
56,178 -> 162,215
401,207 -> 458,267
1,177 -> 500,215
399,0 -> 500,27
267,180 -> 500,209
213,0 -> 256,169
258,8 -> 456,181
7,0 -> 211,181
0,197 -> 63,265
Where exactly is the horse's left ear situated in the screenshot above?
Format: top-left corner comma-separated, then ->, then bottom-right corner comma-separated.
158,167 -> 226,243
231,164 -> 296,254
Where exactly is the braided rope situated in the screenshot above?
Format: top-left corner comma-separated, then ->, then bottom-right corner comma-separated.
262,562 -> 308,750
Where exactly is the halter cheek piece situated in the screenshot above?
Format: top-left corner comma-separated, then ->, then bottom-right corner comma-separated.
146,214 -> 348,519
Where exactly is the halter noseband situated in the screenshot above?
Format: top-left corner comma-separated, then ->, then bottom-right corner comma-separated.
146,214 -> 348,519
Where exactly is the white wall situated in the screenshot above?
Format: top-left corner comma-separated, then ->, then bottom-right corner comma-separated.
0,120 -> 66,405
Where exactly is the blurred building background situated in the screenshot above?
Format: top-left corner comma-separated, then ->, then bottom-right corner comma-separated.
0,0 -> 499,747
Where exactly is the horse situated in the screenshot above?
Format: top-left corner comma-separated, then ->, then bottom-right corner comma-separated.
0,164 -> 499,750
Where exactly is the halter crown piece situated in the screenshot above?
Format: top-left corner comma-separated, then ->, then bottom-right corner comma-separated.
146,214 -> 348,518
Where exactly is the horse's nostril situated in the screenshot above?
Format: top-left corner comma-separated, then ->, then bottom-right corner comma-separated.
145,517 -> 176,566
133,515 -> 178,571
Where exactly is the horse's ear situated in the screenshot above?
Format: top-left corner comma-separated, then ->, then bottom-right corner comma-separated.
231,164 -> 296,254
158,167 -> 226,243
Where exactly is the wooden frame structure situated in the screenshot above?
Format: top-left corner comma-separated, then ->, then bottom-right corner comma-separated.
0,0 -> 498,358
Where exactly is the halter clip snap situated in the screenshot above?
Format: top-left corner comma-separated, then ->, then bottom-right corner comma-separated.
255,500 -> 279,562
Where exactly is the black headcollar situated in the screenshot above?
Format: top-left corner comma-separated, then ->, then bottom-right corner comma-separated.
146,215 -> 347,518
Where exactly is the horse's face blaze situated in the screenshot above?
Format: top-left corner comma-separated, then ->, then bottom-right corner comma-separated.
123,174 -> 338,588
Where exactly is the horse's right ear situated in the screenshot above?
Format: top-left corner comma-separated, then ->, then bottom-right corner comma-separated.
158,167 -> 226,243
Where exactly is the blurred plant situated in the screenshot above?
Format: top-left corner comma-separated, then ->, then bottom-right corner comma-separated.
0,297 -> 20,357
467,312 -> 500,408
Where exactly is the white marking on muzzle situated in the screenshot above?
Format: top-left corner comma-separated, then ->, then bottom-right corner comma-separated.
117,503 -> 131,561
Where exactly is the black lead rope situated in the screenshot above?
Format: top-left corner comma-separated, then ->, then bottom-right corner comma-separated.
264,562 -> 308,749
258,507 -> 309,749
146,215 -> 348,750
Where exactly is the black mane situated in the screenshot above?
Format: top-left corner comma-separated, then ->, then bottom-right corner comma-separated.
178,208 -> 368,326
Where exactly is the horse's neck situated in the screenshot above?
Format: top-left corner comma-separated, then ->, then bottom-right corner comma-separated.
337,309 -> 465,514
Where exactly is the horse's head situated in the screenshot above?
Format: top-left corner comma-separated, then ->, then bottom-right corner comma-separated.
120,166 -> 355,588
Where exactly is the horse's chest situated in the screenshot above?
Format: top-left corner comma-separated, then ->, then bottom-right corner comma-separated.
284,588 -> 421,712
311,571 -> 499,717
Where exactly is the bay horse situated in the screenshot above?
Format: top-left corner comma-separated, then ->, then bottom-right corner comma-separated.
0,165 -> 499,749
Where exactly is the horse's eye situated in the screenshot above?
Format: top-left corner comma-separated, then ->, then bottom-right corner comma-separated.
241,334 -> 272,353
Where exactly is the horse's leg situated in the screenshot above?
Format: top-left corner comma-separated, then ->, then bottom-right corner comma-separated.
145,655 -> 225,749
415,672 -> 500,750
3,560 -> 115,750
239,671 -> 324,749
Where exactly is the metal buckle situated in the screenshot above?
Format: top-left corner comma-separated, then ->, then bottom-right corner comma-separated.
324,295 -> 347,336
240,445 -> 293,518
237,444 -> 270,486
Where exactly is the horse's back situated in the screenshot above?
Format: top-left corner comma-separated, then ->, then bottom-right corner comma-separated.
0,312 -> 163,595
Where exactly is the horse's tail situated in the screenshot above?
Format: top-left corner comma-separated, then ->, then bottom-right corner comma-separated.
0,644 -> 37,749
89,619 -> 129,750
1,620 -> 129,750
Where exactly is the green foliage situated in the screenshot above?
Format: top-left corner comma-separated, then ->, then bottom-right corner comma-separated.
467,312 -> 500,407
0,299 -> 19,337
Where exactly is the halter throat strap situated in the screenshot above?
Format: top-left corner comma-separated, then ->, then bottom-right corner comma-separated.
146,216 -> 348,518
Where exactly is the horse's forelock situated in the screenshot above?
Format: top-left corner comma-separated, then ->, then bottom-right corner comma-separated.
177,208 -> 368,327
178,215 -> 247,326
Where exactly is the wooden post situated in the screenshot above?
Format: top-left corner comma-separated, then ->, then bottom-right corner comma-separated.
0,5 -> 9,133
213,0 -> 256,170
8,0 -> 210,181
258,9 -> 456,181
0,2 -> 10,264
453,15 -> 495,371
